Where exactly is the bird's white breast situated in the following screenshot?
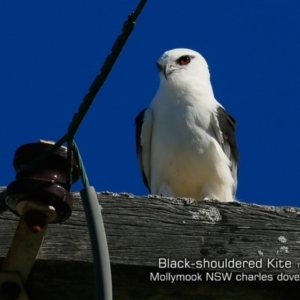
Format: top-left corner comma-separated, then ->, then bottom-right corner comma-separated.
149,86 -> 225,199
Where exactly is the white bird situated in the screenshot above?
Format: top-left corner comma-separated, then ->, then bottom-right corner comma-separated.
135,48 -> 239,202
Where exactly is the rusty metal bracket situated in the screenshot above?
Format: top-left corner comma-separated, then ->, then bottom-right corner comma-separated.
0,201 -> 57,299
0,141 -> 79,299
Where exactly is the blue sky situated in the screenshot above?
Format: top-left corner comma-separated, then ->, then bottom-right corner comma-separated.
1,1 -> 299,207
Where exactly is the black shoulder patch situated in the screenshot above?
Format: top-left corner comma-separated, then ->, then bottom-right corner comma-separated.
217,106 -> 239,162
135,108 -> 150,191
135,108 -> 147,154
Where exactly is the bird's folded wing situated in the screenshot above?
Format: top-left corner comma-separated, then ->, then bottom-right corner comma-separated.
211,106 -> 239,194
135,108 -> 153,192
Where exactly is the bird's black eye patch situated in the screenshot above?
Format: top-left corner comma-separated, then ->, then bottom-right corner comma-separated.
177,55 -> 192,65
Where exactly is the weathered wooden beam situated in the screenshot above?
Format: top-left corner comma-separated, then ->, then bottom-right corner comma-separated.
1,188 -> 300,299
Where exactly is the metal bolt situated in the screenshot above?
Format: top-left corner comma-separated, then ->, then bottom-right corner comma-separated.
23,210 -> 46,233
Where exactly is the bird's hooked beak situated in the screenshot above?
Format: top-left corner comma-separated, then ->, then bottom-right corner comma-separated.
156,62 -> 177,80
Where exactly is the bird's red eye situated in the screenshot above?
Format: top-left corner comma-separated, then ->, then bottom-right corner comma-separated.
177,55 -> 191,65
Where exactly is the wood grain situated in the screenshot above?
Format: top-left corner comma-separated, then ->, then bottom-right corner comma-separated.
1,188 -> 300,299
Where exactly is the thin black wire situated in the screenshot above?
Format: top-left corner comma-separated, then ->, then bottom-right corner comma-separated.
66,0 -> 148,143
17,0 -> 148,184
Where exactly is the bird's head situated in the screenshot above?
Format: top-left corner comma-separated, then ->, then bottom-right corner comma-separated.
156,48 -> 210,85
